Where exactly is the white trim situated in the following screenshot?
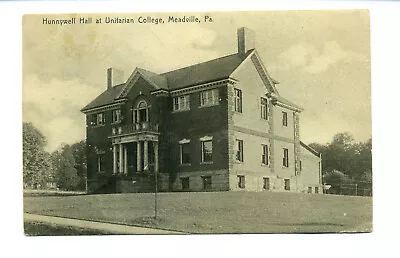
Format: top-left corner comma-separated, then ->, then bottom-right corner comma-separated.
117,68 -> 160,99
179,138 -> 191,144
252,50 -> 279,93
170,78 -> 235,96
274,101 -> 303,112
200,135 -> 213,141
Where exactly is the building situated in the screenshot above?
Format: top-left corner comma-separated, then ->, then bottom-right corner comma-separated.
81,27 -> 323,194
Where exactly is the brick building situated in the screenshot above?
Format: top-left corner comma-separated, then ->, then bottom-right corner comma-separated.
81,27 -> 323,194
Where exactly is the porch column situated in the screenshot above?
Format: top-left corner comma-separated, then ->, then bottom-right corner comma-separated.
119,143 -> 123,174
137,141 -> 142,172
113,144 -> 117,174
153,141 -> 159,173
143,140 -> 149,171
124,145 -> 128,174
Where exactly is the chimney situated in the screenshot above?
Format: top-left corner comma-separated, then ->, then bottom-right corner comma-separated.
237,27 -> 255,55
107,67 -> 124,89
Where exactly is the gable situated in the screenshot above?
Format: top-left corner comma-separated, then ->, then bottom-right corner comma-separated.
117,68 -> 165,99
230,54 -> 269,94
230,50 -> 278,94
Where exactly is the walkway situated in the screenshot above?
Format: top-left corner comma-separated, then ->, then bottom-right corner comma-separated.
24,213 -> 185,235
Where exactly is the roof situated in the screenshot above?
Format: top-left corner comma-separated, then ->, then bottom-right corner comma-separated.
161,50 -> 253,90
81,49 -> 281,112
81,83 -> 125,112
273,95 -> 303,111
137,68 -> 168,90
300,141 -> 320,157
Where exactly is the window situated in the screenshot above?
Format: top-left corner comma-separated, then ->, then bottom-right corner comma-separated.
134,100 -> 149,123
173,95 -> 190,111
308,187 -> 312,193
97,113 -> 105,126
202,176 -> 212,190
284,179 -> 290,190
282,111 -> 288,126
260,97 -> 268,120
181,177 -> 189,190
263,177 -> 270,190
315,187 -> 319,194
283,148 -> 289,167
262,144 -> 269,165
237,175 -> 245,189
180,142 -> 191,164
97,154 -> 104,173
112,109 -> 122,123
234,88 -> 242,113
235,139 -> 244,162
200,89 -> 219,107
201,140 -> 213,163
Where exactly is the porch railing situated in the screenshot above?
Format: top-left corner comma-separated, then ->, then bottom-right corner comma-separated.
111,121 -> 159,136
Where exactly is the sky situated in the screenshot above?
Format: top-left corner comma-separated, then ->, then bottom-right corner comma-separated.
22,10 -> 371,152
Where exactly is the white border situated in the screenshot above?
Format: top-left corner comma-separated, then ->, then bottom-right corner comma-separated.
2,1 -> 400,258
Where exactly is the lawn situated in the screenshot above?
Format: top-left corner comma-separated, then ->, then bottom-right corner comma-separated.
24,221 -> 112,236
23,192 -> 372,234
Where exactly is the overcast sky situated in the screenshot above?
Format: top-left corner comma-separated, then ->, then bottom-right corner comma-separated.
22,10 -> 371,152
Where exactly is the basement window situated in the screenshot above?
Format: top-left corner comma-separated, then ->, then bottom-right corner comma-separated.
284,179 -> 290,191
181,177 -> 189,191
202,176 -> 212,190
237,175 -> 245,189
263,177 -> 270,190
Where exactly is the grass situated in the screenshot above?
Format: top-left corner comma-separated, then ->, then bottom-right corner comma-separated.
23,191 -> 372,234
24,221 -> 112,236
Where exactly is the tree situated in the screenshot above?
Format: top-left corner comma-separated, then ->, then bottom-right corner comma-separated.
310,132 -> 372,195
22,122 -> 53,188
52,144 -> 79,190
71,140 -> 87,191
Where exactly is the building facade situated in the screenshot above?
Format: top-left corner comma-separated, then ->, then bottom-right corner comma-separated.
81,27 -> 323,194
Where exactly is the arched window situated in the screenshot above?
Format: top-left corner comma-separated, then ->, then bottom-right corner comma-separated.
133,100 -> 150,123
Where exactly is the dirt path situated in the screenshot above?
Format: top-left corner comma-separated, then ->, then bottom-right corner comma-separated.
24,213 -> 185,235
